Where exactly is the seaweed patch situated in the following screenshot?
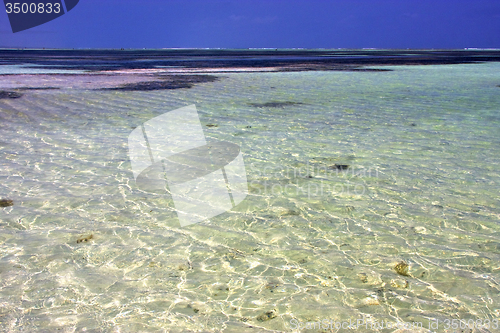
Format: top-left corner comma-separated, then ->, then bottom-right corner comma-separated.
102,75 -> 219,91
249,101 -> 303,108
17,87 -> 60,90
0,199 -> 14,207
0,91 -> 23,99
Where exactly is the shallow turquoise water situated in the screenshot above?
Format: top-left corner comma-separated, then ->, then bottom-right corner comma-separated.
0,63 -> 499,332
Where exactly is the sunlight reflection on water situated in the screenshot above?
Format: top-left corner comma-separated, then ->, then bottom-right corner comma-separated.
0,63 -> 499,332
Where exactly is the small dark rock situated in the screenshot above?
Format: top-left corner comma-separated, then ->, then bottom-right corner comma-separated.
410,123 -> 417,126
0,91 -> 23,99
394,261 -> 410,277
0,199 -> 14,207
333,164 -> 350,170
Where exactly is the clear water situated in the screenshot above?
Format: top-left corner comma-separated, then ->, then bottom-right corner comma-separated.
0,63 -> 500,332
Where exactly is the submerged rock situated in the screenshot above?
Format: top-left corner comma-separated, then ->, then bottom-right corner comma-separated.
358,273 -> 368,283
0,91 -> 22,99
394,261 -> 410,276
0,199 -> 14,207
76,234 -> 94,243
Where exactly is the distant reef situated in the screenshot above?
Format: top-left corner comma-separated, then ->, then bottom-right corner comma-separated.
1,49 -> 499,73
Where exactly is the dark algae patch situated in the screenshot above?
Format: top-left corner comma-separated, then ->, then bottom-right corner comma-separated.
107,81 -> 191,91
17,87 -> 60,90
0,199 -> 14,207
103,75 -> 219,91
0,91 -> 23,99
249,101 -> 303,108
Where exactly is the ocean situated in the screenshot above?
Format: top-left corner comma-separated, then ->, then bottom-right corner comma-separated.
0,50 -> 499,332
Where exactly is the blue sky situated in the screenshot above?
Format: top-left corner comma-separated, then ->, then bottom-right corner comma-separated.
1,0 -> 500,49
